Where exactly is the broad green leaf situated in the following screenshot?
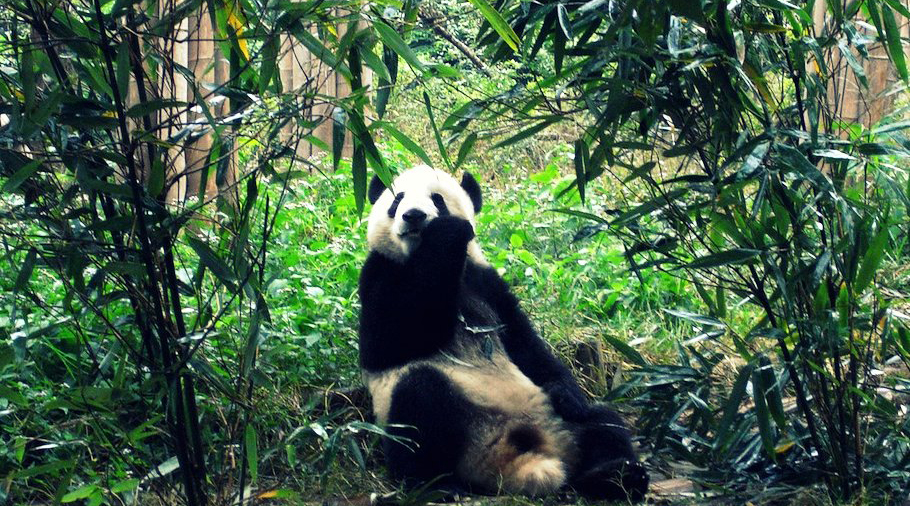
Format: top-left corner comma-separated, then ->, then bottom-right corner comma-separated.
290,27 -> 352,80
3,159 -> 42,193
685,248 -> 761,269
353,143 -> 367,214
14,248 -> 37,292
737,141 -> 770,180
603,335 -> 646,366
751,366 -> 777,459
147,157 -> 165,199
574,139 -> 588,203
553,26 -> 566,74
186,236 -> 237,289
611,188 -> 688,227
21,46 -> 35,112
775,144 -> 833,190
468,0 -> 521,52
245,424 -> 258,484
111,479 -> 140,493
61,485 -> 97,503
373,21 -> 425,72
757,355 -> 786,430
259,35 -> 279,94
854,225 -> 889,295
714,362 -> 756,450
422,91 -> 452,169
15,460 -> 73,479
115,41 -> 131,99
332,107 -> 346,172
376,121 -> 433,166
375,45 -> 397,119
493,119 -> 560,149
557,3 -> 572,38
550,208 -> 610,224
663,309 -> 726,328
837,40 -> 867,89
360,45 -> 390,82
881,3 -> 908,81
348,112 -> 388,181
455,133 -> 478,169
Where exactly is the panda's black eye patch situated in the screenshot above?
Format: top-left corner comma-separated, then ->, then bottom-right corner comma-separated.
431,193 -> 450,216
388,192 -> 404,218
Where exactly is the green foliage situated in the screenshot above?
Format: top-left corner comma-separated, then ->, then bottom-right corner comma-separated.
454,0 -> 910,502
0,0 -> 472,503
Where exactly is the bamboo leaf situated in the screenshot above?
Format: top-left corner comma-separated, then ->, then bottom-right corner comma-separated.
455,133 -> 478,169
61,485 -> 96,503
685,248 -> 761,269
574,139 -> 588,203
359,44 -> 390,82
663,309 -> 726,328
422,92 -> 452,169
186,236 -> 237,289
855,224 -> 890,295
3,159 -> 42,193
259,35 -> 279,94
115,41 -> 130,99
611,188 -> 688,227
126,99 -> 187,119
468,0 -> 521,52
332,107 -> 346,172
557,3 -> 573,39
714,362 -> 755,450
550,208 -> 610,224
376,121 -> 433,167
290,26 -> 352,80
757,355 -> 787,430
752,366 -> 777,458
493,119 -> 560,149
603,335 -> 647,366
15,249 -> 37,292
245,424 -> 258,484
373,21 -> 425,72
881,3 -> 908,81
353,143 -> 367,214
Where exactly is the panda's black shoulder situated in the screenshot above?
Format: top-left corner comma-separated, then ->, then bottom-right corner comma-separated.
464,261 -> 517,308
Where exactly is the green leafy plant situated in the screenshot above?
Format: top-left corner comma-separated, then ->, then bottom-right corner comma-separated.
0,0 -> 465,503
452,0 -> 910,502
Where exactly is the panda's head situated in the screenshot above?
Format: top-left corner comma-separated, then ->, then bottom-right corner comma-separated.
367,164 -> 485,263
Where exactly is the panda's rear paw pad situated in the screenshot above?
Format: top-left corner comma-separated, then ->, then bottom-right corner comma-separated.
572,459 -> 649,503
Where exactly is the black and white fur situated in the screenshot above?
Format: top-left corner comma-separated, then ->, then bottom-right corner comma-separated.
359,165 -> 648,501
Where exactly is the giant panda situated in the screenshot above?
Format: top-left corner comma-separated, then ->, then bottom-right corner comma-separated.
358,165 -> 649,502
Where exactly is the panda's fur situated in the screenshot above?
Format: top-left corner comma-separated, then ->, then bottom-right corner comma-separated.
359,165 -> 649,501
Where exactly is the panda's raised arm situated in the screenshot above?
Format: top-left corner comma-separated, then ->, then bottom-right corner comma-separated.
406,215 -> 475,284
359,216 -> 474,371
466,264 -> 591,422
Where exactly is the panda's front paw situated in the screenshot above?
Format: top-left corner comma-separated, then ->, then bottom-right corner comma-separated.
572,459 -> 649,503
421,215 -> 475,247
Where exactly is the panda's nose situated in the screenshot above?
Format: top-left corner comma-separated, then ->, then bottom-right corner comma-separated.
402,209 -> 427,225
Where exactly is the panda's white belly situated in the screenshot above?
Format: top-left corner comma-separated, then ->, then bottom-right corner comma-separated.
363,348 -> 552,424
444,353 -> 552,415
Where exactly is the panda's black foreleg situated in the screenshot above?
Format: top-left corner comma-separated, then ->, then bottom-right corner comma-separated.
569,404 -> 649,502
383,365 -> 474,490
406,215 -> 474,287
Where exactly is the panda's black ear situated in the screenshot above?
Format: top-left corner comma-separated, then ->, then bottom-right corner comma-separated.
368,175 -> 386,204
461,172 -> 482,213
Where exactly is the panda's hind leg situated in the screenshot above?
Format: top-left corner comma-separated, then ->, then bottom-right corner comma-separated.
383,365 -> 473,488
569,404 -> 649,502
467,421 -> 568,496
